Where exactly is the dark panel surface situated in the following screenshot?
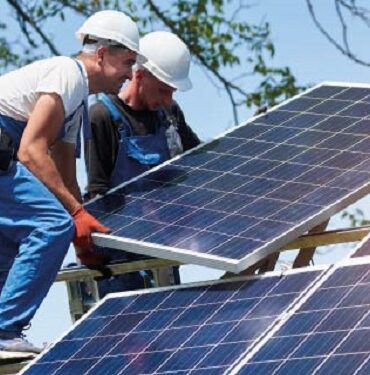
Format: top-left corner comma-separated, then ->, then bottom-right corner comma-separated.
351,234 -> 370,258
239,262 -> 370,374
22,270 -> 321,374
88,83 -> 370,272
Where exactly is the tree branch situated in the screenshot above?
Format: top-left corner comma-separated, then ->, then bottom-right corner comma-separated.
1,0 -> 300,123
6,0 -> 61,56
306,0 -> 370,67
146,0 -> 248,123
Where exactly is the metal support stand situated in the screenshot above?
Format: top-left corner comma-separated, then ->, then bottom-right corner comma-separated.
57,225 -> 370,320
58,258 -> 181,322
218,225 -> 370,279
293,219 -> 330,268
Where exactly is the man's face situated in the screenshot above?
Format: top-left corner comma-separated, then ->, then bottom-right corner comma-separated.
99,47 -> 137,94
140,71 -> 176,111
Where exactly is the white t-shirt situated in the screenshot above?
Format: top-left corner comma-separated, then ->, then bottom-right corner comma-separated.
0,56 -> 88,144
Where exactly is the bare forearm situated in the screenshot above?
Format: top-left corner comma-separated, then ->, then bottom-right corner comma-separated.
18,149 -> 81,214
70,183 -> 83,204
50,141 -> 83,204
17,92 -> 82,213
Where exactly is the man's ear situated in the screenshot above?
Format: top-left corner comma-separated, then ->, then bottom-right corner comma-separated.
96,45 -> 108,64
135,69 -> 145,81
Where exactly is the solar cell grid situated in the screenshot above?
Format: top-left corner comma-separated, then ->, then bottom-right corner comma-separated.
227,139 -> 276,157
261,144 -> 306,161
88,82 -> 370,272
282,113 -> 326,129
345,119 -> 370,135
350,137 -> 370,153
313,115 -> 355,132
310,99 -> 351,115
22,269 -> 322,375
351,232 -> 370,258
236,259 -> 370,375
299,186 -> 346,206
303,85 -> 343,98
333,87 -> 370,101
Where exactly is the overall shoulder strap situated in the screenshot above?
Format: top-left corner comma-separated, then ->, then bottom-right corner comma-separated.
151,109 -> 168,132
98,94 -> 138,136
98,94 -> 124,123
158,107 -> 178,130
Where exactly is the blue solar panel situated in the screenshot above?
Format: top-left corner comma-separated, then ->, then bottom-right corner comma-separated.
351,233 -> 370,258
236,259 -> 370,374
345,119 -> 370,135
22,269 -> 322,374
87,83 -> 370,272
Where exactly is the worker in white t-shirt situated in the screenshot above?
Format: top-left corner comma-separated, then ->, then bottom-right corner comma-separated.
0,10 -> 141,354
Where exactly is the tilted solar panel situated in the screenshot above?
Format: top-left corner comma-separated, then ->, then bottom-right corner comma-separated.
351,232 -> 370,258
21,268 -> 323,374
89,82 -> 370,272
234,258 -> 370,375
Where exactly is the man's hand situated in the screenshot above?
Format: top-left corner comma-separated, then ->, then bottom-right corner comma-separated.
72,207 -> 110,250
75,246 -> 109,267
75,246 -> 113,278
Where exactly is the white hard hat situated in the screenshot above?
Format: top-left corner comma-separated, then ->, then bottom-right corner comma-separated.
139,31 -> 192,91
76,10 -> 140,54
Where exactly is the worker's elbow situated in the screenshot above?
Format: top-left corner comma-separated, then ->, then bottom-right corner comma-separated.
17,147 -> 33,167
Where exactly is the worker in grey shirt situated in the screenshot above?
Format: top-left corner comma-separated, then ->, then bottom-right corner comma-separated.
85,31 -> 200,294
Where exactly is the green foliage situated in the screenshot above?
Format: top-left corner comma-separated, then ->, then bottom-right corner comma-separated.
0,22 -> 44,73
0,22 -> 18,71
0,40 -> 18,72
341,208 -> 370,228
2,0 -> 301,122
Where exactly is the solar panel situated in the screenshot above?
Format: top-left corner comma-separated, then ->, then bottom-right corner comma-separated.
21,268 -> 323,374
234,258 -> 370,374
351,232 -> 370,258
89,82 -> 370,272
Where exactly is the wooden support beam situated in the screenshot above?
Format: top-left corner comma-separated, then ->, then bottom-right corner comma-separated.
0,361 -> 29,375
56,258 -> 181,283
280,225 -> 370,251
0,352 -> 34,375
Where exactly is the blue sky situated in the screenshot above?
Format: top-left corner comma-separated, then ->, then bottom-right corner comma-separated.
3,1 -> 370,346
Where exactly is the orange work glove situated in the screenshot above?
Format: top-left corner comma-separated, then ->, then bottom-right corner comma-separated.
72,206 -> 110,250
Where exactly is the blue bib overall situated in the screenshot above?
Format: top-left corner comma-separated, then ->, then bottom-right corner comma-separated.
93,95 -> 180,295
0,61 -> 86,334
97,94 -> 170,188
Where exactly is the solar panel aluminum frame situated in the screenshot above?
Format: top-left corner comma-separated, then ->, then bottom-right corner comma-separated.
229,262 -> 343,374
91,81 -> 370,273
20,265 -> 327,375
231,233 -> 370,373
